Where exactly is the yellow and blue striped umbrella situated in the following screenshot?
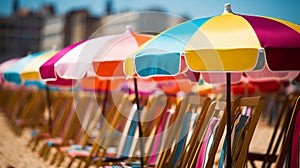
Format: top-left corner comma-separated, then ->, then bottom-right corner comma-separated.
124,4 -> 300,167
4,50 -> 75,88
125,4 -> 300,77
4,51 -> 54,88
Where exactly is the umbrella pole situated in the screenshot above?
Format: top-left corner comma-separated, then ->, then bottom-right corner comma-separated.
102,80 -> 110,116
133,78 -> 144,168
45,85 -> 52,134
226,72 -> 232,168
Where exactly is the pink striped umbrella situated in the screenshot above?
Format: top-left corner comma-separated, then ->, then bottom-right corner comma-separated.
39,27 -> 154,167
40,41 -> 86,87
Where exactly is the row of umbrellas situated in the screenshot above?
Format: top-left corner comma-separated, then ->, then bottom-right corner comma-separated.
1,4 -> 300,167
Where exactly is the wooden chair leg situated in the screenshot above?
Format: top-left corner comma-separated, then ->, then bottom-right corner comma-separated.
27,136 -> 34,147
83,153 -> 95,168
43,147 -> 51,161
31,139 -> 40,152
67,157 -> 76,168
39,144 -> 47,157
249,160 -> 257,168
77,160 -> 83,168
14,126 -> 23,136
57,154 -> 65,167
84,160 -> 90,168
274,108 -> 299,168
50,150 -> 59,165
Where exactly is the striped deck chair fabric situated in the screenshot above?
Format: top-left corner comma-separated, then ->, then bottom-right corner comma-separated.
196,117 -> 220,168
218,113 -> 249,168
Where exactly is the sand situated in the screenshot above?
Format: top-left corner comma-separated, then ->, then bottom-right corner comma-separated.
0,113 -> 49,168
0,113 -> 52,168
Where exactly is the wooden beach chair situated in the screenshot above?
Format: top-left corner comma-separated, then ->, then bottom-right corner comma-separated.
216,96 -> 265,168
38,92 -> 76,158
190,100 -> 227,168
50,92 -> 102,166
248,94 -> 300,168
0,86 -> 13,113
28,90 -> 70,151
154,94 -> 211,168
8,87 -> 32,127
1,87 -> 24,118
39,91 -> 97,161
143,95 -> 179,166
92,93 -> 179,167
12,89 -> 47,135
58,92 -> 127,167
110,93 -> 174,167
62,92 -> 173,168
274,95 -> 300,168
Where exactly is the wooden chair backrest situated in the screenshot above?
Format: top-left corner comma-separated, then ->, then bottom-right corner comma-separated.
51,92 -> 74,137
187,100 -> 226,168
185,96 -> 265,168
22,89 -> 47,126
88,92 -> 127,158
155,94 -> 211,168
60,92 -> 96,145
247,93 -> 298,168
233,96 -> 265,167
275,95 -> 300,168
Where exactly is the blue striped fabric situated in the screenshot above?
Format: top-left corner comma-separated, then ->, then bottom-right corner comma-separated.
218,115 -> 249,168
4,51 -> 47,85
134,17 -> 212,77
122,110 -> 138,157
172,112 -> 192,167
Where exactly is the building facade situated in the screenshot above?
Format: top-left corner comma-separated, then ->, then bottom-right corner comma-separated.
0,9 -> 102,63
95,11 -> 187,37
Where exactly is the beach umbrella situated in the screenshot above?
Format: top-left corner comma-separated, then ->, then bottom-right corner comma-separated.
246,65 -> 299,82
0,57 -> 21,85
4,51 -> 52,87
229,65 -> 299,96
3,51 -> 75,88
39,26 -> 153,167
245,65 -> 299,96
80,76 -> 195,98
79,76 -> 126,92
3,50 -> 75,133
199,68 -> 297,96
39,41 -> 86,83
124,4 -> 300,167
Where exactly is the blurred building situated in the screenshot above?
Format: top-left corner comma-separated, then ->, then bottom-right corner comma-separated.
95,10 -> 188,37
64,9 -> 101,46
0,5 -> 65,62
0,6 -> 102,63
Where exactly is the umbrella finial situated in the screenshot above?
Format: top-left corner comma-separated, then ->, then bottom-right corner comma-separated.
223,3 -> 233,14
126,25 -> 133,33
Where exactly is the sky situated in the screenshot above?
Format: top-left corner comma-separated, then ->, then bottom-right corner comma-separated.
0,0 -> 300,25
